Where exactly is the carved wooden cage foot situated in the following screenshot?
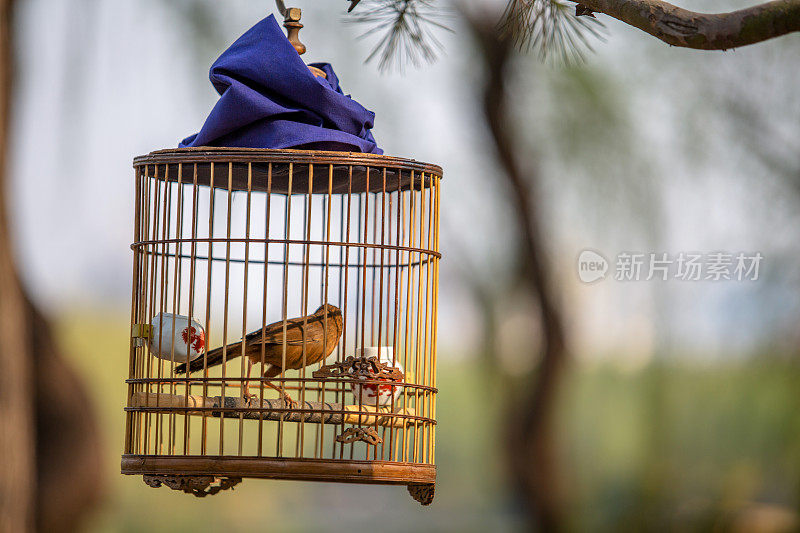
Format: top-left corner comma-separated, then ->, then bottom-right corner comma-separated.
408,483 -> 436,506
122,148 -> 441,505
143,474 -> 242,497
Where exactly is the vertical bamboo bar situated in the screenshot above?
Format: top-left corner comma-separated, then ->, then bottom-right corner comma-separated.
332,176 -> 346,459
219,162 -> 234,455
358,168 -> 370,460
338,166 -> 353,460
418,175 -> 426,463
349,180 -> 363,461
422,174 -> 433,463
389,168 -> 403,462
167,163 -> 184,455
137,164 -> 153,455
402,171 -> 415,463
375,169 -> 387,460
316,164 -> 333,458
201,163 -> 215,456
144,165 -> 162,455
238,164 -> 253,457
183,164 -> 199,455
417,175 -> 427,463
125,166 -> 143,454
382,171 -> 395,461
297,164 -> 313,458
277,163 -> 293,457
431,176 -> 440,464
258,163 -> 272,457
155,165 -> 173,455
158,167 -> 171,455
370,188 -> 377,349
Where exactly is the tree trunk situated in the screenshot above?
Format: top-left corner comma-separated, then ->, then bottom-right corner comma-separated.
0,1 -> 36,530
470,16 -> 570,531
0,3 -> 102,531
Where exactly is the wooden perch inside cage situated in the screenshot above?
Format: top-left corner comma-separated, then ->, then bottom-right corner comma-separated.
130,391 -> 418,428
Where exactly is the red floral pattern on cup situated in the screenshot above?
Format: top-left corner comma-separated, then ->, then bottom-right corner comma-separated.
181,326 -> 205,353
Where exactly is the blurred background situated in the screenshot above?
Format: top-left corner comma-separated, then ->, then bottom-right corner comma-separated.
4,0 -> 800,530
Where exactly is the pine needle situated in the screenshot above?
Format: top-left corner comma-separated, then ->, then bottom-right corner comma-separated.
348,0 -> 451,71
500,0 -> 604,64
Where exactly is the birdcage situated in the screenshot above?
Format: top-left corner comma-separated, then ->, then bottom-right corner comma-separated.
121,147 -> 441,504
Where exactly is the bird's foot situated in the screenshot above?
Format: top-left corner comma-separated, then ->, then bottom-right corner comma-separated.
243,393 -> 261,408
279,391 -> 299,410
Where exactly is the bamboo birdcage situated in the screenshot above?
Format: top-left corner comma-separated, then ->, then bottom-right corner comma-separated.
122,148 -> 441,504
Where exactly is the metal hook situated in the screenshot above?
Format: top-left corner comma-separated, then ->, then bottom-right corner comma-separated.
281,6 -> 306,56
273,1 -> 326,77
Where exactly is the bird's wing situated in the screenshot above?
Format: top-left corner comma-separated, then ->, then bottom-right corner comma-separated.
281,323 -> 323,344
244,315 -> 323,346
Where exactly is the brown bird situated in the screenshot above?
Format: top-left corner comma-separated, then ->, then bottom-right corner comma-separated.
176,304 -> 343,406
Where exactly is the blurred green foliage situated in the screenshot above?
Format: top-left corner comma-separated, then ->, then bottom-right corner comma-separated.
59,312 -> 800,531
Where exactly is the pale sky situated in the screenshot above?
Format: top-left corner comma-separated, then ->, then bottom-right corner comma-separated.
9,0 -> 800,361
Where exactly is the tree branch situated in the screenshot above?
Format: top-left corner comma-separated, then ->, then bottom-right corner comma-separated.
569,0 -> 800,49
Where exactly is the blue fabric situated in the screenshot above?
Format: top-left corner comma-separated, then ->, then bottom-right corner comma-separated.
180,15 -> 382,154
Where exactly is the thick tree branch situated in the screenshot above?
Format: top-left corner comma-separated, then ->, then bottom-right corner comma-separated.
0,4 -> 102,531
0,1 -> 35,531
470,15 -> 569,531
570,0 -> 800,49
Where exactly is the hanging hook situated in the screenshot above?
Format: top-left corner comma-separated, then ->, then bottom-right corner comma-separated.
281,6 -> 306,56
275,0 -> 306,56
274,2 -> 327,78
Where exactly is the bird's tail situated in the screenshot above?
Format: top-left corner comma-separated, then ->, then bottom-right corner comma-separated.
175,340 -> 244,374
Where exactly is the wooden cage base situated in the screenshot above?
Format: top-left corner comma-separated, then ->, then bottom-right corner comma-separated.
128,392 -> 423,428
123,456 -> 436,504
